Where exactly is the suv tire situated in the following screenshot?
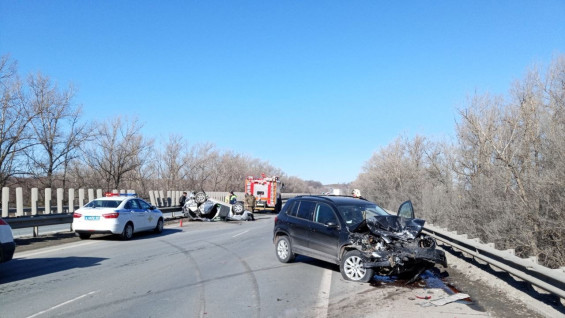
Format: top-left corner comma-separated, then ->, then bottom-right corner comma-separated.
340,250 -> 374,282
275,236 -> 295,263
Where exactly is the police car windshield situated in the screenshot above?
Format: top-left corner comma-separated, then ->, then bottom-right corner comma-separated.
337,203 -> 389,228
85,200 -> 121,208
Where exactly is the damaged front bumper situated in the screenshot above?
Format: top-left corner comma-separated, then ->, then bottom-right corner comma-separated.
363,247 -> 447,270
348,215 -> 447,275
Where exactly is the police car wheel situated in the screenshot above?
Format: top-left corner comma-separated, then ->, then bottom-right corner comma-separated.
154,218 -> 164,233
121,223 -> 134,240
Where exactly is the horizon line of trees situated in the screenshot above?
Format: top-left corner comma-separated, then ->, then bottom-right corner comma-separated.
352,54 -> 565,268
0,54 -> 325,198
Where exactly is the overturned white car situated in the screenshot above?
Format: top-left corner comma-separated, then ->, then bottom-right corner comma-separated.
182,191 -> 253,221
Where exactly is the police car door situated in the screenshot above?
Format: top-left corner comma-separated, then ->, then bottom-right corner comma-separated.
126,199 -> 148,231
138,199 -> 157,229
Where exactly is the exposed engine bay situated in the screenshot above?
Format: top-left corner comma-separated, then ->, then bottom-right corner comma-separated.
348,215 -> 447,279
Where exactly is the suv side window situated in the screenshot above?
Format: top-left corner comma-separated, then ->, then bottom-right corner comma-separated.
296,201 -> 316,220
314,203 -> 338,225
286,201 -> 297,217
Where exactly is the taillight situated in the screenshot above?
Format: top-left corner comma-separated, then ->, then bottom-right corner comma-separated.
73,212 -> 82,218
274,216 -> 278,223
0,218 -> 8,225
103,212 -> 119,219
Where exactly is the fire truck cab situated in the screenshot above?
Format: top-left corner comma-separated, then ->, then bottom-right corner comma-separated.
245,174 -> 282,212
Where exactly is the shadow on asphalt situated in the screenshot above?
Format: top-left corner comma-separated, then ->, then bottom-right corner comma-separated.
0,256 -> 108,284
82,228 -> 183,242
13,228 -> 184,254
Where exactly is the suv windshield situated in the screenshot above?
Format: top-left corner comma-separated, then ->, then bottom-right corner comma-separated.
337,203 -> 388,228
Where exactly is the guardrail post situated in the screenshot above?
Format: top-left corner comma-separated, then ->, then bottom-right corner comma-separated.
2,187 -> 9,218
31,188 -> 38,215
16,187 -> 23,217
159,191 -> 165,207
78,189 -> 85,207
57,188 -> 64,213
96,189 -> 102,198
88,189 -> 94,202
68,189 -> 75,213
149,191 -> 156,206
45,188 -> 52,214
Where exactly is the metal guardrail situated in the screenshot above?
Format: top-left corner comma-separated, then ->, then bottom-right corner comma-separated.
423,223 -> 565,301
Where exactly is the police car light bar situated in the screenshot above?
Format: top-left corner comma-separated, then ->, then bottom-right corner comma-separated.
104,192 -> 137,197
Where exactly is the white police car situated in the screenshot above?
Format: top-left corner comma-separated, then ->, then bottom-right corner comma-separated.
73,193 -> 164,240
0,217 -> 15,263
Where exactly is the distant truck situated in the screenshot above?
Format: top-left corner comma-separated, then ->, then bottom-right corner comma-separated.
245,174 -> 283,212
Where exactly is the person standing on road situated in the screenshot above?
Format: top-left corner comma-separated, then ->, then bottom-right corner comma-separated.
179,191 -> 187,207
245,193 -> 256,212
229,191 -> 237,204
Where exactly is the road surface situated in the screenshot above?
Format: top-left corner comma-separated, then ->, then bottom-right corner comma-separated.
0,214 -> 549,317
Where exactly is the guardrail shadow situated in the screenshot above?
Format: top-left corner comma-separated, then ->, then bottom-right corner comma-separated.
441,245 -> 565,314
0,256 -> 108,284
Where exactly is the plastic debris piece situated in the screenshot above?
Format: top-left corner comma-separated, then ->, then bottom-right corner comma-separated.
431,293 -> 471,306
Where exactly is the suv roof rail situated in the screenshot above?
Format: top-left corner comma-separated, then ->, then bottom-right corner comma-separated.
292,194 -> 369,202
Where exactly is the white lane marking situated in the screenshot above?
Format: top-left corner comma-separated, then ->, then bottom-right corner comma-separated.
232,230 -> 250,238
15,240 -> 99,258
314,269 -> 333,317
26,290 -> 99,318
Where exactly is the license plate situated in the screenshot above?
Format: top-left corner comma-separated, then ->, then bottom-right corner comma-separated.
85,216 -> 100,221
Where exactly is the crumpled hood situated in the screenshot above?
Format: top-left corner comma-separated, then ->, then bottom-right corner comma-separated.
352,215 -> 426,240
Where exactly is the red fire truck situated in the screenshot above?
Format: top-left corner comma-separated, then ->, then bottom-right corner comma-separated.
245,174 -> 282,212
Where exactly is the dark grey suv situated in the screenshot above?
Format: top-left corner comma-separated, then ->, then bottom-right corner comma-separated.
273,195 -> 446,282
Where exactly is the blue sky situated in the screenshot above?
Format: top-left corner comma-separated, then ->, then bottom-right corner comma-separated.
1,1 -> 564,184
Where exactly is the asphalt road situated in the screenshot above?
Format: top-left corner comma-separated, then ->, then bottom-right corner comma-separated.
0,214 -> 549,318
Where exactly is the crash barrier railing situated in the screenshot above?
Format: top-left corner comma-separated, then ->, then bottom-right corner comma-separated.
3,190 -> 305,236
1,187 -> 137,218
423,223 -> 565,301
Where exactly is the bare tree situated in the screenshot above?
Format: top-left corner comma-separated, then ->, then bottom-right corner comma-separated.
156,134 -> 187,190
25,72 -> 93,188
84,116 -> 153,191
0,55 -> 35,186
352,55 -> 565,268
